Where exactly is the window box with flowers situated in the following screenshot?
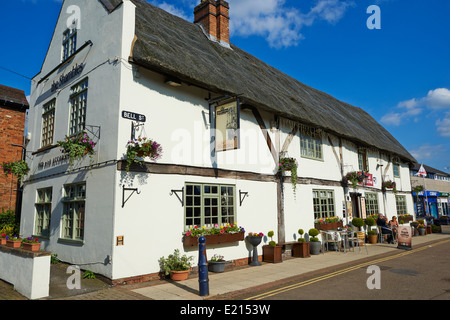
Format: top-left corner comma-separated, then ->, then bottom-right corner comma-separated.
125,137 -> 162,172
278,157 -> 298,195
6,235 -> 22,248
398,214 -> 413,224
1,160 -> 30,182
57,132 -> 96,167
183,224 -> 245,247
22,237 -> 41,252
314,217 -> 343,230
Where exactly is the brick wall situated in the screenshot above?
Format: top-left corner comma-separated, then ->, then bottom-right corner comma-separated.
0,106 -> 26,211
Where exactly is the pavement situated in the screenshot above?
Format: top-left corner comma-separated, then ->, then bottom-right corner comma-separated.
1,232 -> 450,301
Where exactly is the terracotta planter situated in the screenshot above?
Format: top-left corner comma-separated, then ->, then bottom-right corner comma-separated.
368,234 -> 378,244
315,221 -> 343,231
0,238 -> 6,245
292,241 -> 310,258
263,245 -> 283,263
170,270 -> 190,281
183,232 -> 245,247
6,240 -> 21,248
22,242 -> 41,252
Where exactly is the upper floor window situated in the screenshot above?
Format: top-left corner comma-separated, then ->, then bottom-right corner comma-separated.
41,99 -> 55,148
62,28 -> 77,61
69,78 -> 88,136
393,161 -> 400,178
300,132 -> 323,160
358,148 -> 369,172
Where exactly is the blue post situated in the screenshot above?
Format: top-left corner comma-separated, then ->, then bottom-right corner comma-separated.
198,236 -> 209,296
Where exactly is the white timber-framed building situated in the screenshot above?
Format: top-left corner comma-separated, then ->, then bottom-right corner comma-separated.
21,0 -> 416,282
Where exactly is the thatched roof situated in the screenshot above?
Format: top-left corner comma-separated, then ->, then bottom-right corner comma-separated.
122,0 -> 415,163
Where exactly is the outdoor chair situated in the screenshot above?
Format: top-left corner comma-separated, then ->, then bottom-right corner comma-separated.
320,230 -> 342,254
351,231 -> 368,255
377,226 -> 395,244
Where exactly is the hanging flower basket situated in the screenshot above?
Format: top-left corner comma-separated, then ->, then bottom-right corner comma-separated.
382,180 -> 397,193
125,137 -> 162,172
343,171 -> 365,189
278,157 -> 298,195
57,132 -> 96,167
1,160 -> 29,181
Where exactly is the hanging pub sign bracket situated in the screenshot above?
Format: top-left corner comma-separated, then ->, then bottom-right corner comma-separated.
170,187 -> 184,207
122,185 -> 140,208
85,125 -> 101,139
239,190 -> 249,206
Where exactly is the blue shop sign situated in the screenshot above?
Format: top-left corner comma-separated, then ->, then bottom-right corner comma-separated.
413,191 -> 439,197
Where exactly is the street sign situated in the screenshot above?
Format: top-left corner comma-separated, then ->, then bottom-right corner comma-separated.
122,110 -> 146,122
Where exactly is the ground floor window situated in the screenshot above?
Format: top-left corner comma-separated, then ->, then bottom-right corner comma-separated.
61,183 -> 86,241
313,189 -> 335,220
365,192 -> 379,215
184,183 -> 236,230
395,195 -> 407,215
35,187 -> 52,237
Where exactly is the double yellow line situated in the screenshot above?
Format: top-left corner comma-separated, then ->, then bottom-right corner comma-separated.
245,239 -> 450,300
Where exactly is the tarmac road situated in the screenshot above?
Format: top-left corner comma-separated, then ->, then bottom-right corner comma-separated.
240,239 -> 450,300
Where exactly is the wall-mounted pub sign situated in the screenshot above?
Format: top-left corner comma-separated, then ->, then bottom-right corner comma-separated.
215,100 -> 240,151
51,63 -> 85,92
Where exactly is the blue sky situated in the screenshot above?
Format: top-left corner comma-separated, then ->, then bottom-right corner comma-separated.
1,0 -> 449,172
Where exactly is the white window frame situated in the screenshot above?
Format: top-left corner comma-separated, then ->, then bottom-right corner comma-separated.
61,183 -> 86,241
62,28 -> 77,61
69,78 -> 88,136
41,99 -> 56,148
35,187 -> 52,237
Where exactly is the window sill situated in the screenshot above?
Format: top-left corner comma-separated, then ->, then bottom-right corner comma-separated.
57,238 -> 84,246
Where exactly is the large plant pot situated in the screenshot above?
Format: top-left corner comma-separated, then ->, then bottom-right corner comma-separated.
262,245 -> 283,263
6,240 -> 21,248
22,242 -> 41,252
292,242 -> 310,258
309,241 -> 321,255
368,234 -> 377,244
315,221 -> 343,231
170,270 -> 190,281
183,232 -> 245,247
247,236 -> 262,266
0,238 -> 6,245
208,261 -> 226,273
418,228 -> 426,236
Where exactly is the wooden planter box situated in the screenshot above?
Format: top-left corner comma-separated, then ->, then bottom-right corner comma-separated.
315,221 -> 343,231
398,216 -> 413,224
292,242 -> 310,258
263,245 -> 283,263
0,238 -> 6,245
183,232 -> 245,247
6,240 -> 21,248
22,242 -> 41,252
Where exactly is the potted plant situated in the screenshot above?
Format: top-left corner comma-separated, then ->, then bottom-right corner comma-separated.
247,232 -> 264,266
1,160 -> 30,182
6,235 -> 22,248
351,217 -> 364,231
208,254 -> 226,273
292,229 -> 310,258
367,230 -> 377,244
57,132 -> 96,167
125,137 -> 163,172
417,223 -> 426,236
263,231 -> 282,263
21,237 -> 41,252
0,233 -> 7,245
308,228 -> 321,255
278,157 -> 298,195
158,249 -> 193,281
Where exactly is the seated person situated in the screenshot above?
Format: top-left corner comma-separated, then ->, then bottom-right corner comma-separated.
377,214 -> 394,243
389,216 -> 399,232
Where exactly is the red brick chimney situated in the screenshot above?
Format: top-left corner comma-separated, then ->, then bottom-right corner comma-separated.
194,0 -> 230,46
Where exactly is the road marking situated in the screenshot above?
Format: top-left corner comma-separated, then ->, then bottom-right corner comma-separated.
245,239 -> 450,300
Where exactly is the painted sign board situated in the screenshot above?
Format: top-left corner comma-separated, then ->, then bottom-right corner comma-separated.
397,225 -> 412,250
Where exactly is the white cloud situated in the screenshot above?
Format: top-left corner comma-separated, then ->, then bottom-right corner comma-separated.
410,144 -> 447,162
436,111 -> 450,137
381,88 -> 450,137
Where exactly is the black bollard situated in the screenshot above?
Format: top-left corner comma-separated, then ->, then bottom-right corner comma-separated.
198,236 -> 209,296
